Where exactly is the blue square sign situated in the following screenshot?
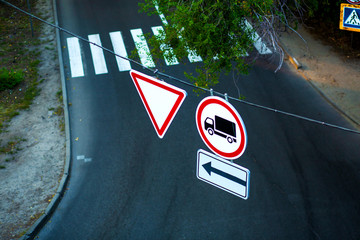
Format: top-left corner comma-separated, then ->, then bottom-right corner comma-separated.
340,3 -> 360,32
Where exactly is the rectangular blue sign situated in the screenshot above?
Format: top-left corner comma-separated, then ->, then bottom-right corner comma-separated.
340,4 -> 360,32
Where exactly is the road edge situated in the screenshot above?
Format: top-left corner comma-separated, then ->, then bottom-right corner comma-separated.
20,0 -> 72,239
280,41 -> 360,129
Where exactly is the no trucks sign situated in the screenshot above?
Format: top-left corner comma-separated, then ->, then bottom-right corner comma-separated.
347,0 -> 360,5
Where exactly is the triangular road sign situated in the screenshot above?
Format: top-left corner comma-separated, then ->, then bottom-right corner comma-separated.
130,70 -> 187,138
345,9 -> 360,26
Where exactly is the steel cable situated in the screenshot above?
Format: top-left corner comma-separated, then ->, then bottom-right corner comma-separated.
2,0 -> 359,135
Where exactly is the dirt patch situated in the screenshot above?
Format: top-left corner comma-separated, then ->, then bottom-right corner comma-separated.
0,0 -> 65,239
279,24 -> 360,127
305,18 -> 360,59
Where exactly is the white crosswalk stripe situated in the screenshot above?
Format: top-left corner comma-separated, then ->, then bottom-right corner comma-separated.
66,25 -> 273,78
244,20 -> 272,55
88,34 -> 108,75
130,28 -> 156,68
109,31 -> 132,71
153,3 -> 203,63
151,26 -> 179,66
186,48 -> 203,63
67,37 -> 84,78
154,4 -> 168,26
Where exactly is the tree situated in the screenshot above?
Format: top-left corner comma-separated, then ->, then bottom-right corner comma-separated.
139,0 -> 305,89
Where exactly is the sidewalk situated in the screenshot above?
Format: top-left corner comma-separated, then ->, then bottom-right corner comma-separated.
279,25 -> 360,129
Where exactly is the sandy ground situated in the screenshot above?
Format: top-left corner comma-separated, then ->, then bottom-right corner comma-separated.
0,0 -> 65,239
279,25 -> 360,128
0,4 -> 359,240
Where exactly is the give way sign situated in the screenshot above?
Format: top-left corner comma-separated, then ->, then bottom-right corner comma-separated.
130,70 -> 187,138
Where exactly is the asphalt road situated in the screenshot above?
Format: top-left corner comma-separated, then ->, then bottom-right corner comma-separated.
37,0 -> 360,239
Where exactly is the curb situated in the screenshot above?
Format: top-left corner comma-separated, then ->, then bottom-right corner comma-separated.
288,55 -> 302,69
20,0 -> 72,239
279,40 -> 360,128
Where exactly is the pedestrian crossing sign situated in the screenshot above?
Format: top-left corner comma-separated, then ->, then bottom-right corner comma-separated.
340,3 -> 360,32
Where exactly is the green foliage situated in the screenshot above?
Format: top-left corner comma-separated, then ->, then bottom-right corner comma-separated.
305,0 -> 342,24
139,0 -> 278,88
0,0 -> 43,132
0,68 -> 24,91
0,136 -> 26,155
138,0 -> 336,88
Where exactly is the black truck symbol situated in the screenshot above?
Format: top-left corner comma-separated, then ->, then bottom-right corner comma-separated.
204,115 -> 237,144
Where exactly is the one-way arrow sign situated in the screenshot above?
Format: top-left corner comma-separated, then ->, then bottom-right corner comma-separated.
202,162 -> 247,187
197,149 -> 250,199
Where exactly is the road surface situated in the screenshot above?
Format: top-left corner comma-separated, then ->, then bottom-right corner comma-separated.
37,0 -> 360,239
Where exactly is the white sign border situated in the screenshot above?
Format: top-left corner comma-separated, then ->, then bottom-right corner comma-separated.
196,149 -> 250,199
130,70 -> 187,139
195,96 -> 247,159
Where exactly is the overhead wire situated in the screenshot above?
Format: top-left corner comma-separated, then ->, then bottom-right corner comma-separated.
0,0 -> 149,72
1,0 -> 360,135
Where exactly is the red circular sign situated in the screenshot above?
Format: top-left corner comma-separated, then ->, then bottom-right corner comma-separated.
196,96 -> 247,159
347,0 -> 360,4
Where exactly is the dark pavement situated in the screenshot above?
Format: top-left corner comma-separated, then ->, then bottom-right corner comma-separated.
37,0 -> 360,239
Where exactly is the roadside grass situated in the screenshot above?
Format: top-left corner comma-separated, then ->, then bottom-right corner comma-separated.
0,0 -> 42,132
56,89 -> 65,132
0,136 -> 27,168
0,136 -> 26,155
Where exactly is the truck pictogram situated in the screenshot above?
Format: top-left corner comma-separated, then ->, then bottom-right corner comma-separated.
204,115 -> 237,144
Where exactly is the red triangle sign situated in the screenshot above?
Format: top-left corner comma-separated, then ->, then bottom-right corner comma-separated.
130,70 -> 187,138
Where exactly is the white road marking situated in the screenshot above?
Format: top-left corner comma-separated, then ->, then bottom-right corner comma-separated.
109,31 -> 132,71
88,34 -> 108,75
151,26 -> 179,66
67,37 -> 84,78
187,48 -> 203,63
66,22 -> 272,77
153,4 -> 202,63
154,4 -> 168,25
76,155 -> 92,163
177,29 -> 203,63
244,20 -> 272,55
130,28 -> 156,68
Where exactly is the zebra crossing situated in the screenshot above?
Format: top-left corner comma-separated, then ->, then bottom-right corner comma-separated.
66,22 -> 273,78
151,26 -> 179,65
88,34 -> 108,75
67,37 -> 84,78
130,28 -> 156,68
109,31 -> 132,72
